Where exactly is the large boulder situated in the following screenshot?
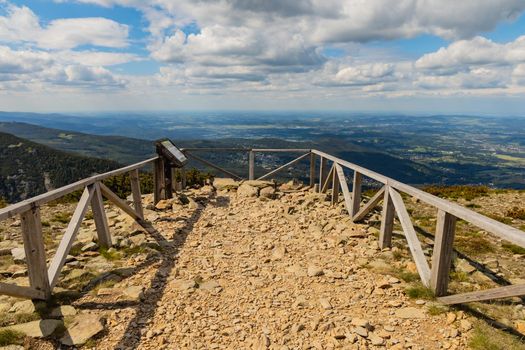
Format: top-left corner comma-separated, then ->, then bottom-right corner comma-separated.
3,319 -> 62,338
213,178 -> 239,191
60,314 -> 104,346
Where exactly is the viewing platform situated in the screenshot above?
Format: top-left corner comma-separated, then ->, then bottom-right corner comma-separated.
0,145 -> 524,348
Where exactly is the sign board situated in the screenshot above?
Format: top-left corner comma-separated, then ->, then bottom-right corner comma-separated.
155,139 -> 188,167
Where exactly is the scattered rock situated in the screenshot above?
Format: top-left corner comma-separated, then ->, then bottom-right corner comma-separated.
50,305 -> 77,317
307,265 -> 324,277
60,314 -> 104,346
3,319 -> 62,338
237,184 -> 259,197
9,300 -> 35,314
10,247 -> 25,264
213,178 -> 239,191
395,307 -> 426,319
319,298 -> 332,310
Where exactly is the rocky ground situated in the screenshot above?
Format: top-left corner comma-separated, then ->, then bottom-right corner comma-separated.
0,180 -> 524,349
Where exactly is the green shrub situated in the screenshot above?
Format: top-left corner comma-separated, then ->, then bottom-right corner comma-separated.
0,329 -> 24,346
405,283 -> 435,300
506,207 -> 525,220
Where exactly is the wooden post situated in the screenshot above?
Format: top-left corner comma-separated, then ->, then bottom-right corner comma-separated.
91,182 -> 112,248
129,169 -> 143,220
379,187 -> 394,249
331,166 -> 340,205
154,157 -> 165,205
350,171 -> 362,217
249,151 -> 255,180
319,157 -> 327,193
20,206 -> 51,299
164,162 -> 173,199
430,210 -> 457,296
309,152 -> 316,187
181,168 -> 187,189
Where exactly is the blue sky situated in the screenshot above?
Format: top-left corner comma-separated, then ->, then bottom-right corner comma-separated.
1,1 -> 525,114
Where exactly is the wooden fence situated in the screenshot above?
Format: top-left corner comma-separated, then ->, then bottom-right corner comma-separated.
0,146 -> 524,306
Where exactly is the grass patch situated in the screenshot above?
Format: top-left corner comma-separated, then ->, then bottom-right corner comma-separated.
455,234 -> 495,256
502,242 -> 525,255
427,304 -> 448,316
506,207 -> 525,220
0,329 -> 25,346
487,214 -> 513,225
466,203 -> 481,209
469,323 -> 525,350
122,246 -> 147,257
41,220 -> 51,227
423,185 -> 489,201
395,270 -> 420,283
52,212 -> 72,224
99,248 -> 122,261
0,313 -> 40,327
405,282 -> 435,300
450,270 -> 470,282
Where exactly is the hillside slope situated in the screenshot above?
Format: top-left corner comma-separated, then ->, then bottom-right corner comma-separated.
0,132 -> 121,202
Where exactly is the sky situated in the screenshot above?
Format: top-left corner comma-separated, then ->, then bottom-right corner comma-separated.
1,0 -> 525,114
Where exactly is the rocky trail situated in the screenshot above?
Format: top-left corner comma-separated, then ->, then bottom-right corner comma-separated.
1,180 -> 524,349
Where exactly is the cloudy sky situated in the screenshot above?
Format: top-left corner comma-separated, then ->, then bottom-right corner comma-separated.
1,0 -> 525,114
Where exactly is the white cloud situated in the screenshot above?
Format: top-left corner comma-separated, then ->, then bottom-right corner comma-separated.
0,3 -> 129,49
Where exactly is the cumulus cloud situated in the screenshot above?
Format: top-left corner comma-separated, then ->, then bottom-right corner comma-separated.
0,3 -> 129,49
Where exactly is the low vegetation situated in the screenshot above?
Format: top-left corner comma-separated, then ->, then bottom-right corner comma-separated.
506,206 -> 525,220
0,329 -> 25,346
422,185 -> 490,201
405,282 -> 435,300
469,323 -> 525,350
501,242 -> 525,255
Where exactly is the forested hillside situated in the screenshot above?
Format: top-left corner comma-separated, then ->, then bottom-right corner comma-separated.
0,132 -> 121,203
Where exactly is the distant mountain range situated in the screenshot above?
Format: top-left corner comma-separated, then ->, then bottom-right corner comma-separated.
0,132 -> 120,202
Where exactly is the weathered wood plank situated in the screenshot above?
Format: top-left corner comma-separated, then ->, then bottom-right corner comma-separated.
331,165 -> 340,205
335,164 -> 352,215
0,157 -> 157,221
129,169 -> 144,220
185,152 -> 243,180
48,186 -> 94,289
321,165 -> 335,193
430,210 -> 457,296
257,153 -> 310,180
0,282 -> 45,300
164,160 -> 173,199
319,157 -> 327,193
353,186 -> 386,222
438,284 -> 525,305
154,157 -> 165,205
91,182 -> 112,249
99,182 -> 142,222
349,171 -> 362,217
252,149 -> 311,152
249,151 -> 255,180
20,206 -> 51,298
311,149 -> 525,248
309,153 -> 316,187
389,187 -> 431,286
379,187 -> 395,249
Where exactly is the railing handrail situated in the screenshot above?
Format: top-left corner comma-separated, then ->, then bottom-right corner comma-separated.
0,156 -> 158,221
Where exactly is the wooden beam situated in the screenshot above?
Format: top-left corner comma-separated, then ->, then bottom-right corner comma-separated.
186,152 -> 243,180
430,210 -> 457,296
164,160 -> 173,199
353,186 -> 386,222
311,149 -> 525,248
331,165 -> 340,205
319,157 -> 327,193
438,284 -> 525,305
321,165 -> 335,193
154,157 -> 165,205
379,187 -> 394,249
309,152 -> 316,187
129,169 -> 144,220
257,153 -> 310,180
335,164 -> 352,214
349,171 -> 362,217
0,282 -> 45,300
48,186 -> 94,289
20,206 -> 51,299
252,149 -> 311,153
0,157 -> 157,221
99,182 -> 142,222
91,182 -> 112,249
389,187 -> 431,286
249,151 -> 255,180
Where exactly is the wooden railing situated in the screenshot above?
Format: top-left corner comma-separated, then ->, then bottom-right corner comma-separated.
0,157 -> 157,300
0,146 -> 524,306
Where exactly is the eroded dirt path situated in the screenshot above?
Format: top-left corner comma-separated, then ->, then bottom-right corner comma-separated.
82,186 -> 471,350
